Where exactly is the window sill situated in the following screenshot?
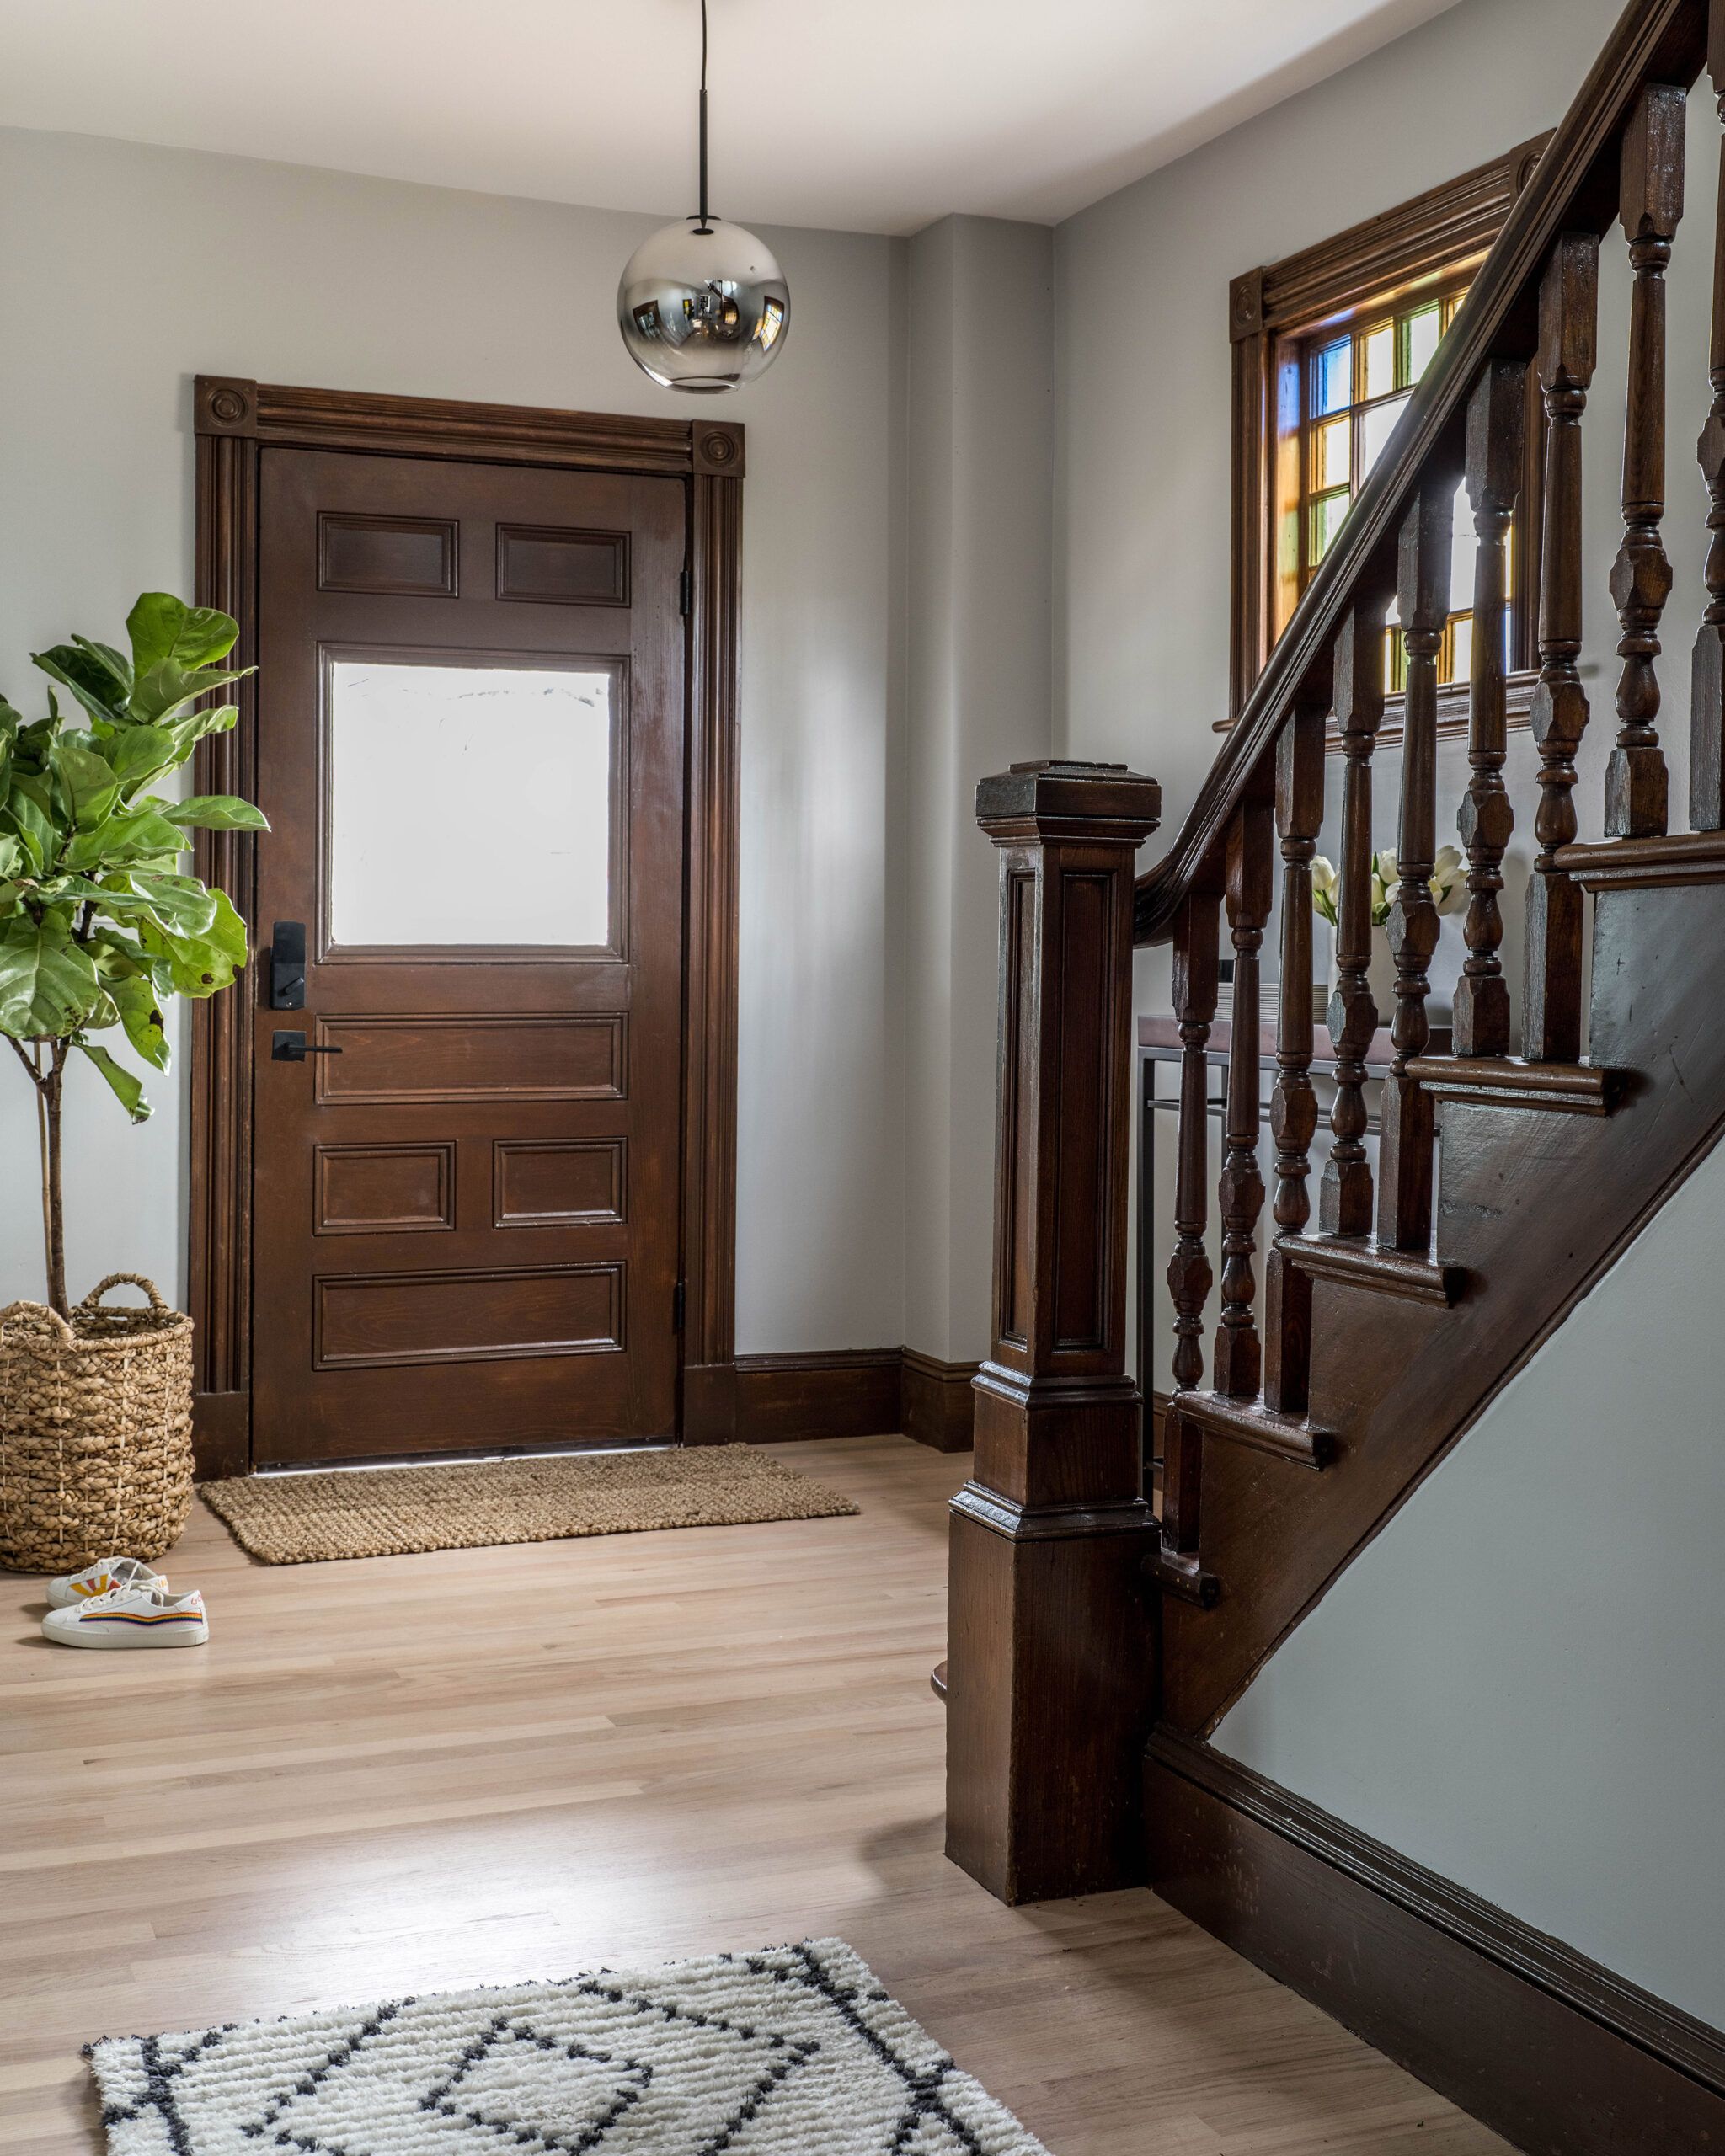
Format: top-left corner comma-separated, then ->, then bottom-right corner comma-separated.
1213,668 -> 1537,751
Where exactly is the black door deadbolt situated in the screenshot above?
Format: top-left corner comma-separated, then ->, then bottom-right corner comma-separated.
270,921 -> 307,1009
271,1031 -> 344,1063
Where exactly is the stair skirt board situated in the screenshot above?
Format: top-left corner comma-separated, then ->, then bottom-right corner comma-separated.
1146,1731 -> 1725,2156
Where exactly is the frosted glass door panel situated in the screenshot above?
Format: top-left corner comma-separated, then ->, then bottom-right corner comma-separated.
329,659 -> 615,947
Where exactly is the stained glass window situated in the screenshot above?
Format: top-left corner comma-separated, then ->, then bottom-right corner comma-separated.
1287,284 -> 1478,684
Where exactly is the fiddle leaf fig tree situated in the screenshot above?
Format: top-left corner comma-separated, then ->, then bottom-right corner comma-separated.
1,593 -> 266,1317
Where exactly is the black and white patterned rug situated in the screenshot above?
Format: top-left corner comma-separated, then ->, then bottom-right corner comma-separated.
88,1937 -> 1049,2154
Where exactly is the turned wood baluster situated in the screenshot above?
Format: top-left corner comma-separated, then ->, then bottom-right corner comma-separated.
1524,232 -> 1599,1063
1694,4 -> 1725,833
1321,601 -> 1386,1238
1213,796 -> 1274,1398
1264,704 -> 1327,1416
1162,888 -> 1220,1575
1605,84 -> 1685,840
1453,361 -> 1528,1059
1377,478 -> 1452,1252
1167,889 -> 1221,1398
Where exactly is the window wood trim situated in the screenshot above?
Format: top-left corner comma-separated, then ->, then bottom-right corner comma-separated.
1228,135 -> 1552,739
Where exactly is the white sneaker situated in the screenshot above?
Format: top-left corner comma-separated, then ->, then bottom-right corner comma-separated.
41,1583 -> 208,1649
46,1557 -> 169,1609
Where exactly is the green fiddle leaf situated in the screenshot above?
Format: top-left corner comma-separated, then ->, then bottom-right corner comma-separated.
168,794 -> 269,832
139,887 -> 248,997
102,723 -> 186,797
129,662 -> 251,728
126,593 -> 238,676
51,736 -> 121,830
126,869 -> 219,937
0,834 -> 20,881
3,775 -> 56,875
0,913 -> 105,1037
33,643 -> 126,730
108,969 -> 170,1070
72,1038 -> 152,1123
65,805 -> 187,873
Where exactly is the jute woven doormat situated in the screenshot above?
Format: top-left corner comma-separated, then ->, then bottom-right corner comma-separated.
200,1444 -> 858,1564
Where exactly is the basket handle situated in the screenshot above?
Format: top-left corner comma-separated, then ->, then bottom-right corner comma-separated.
0,1299 -> 77,1347
77,1273 -> 170,1315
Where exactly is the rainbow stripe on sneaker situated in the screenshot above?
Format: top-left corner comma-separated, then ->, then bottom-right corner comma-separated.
78,1609 -> 203,1627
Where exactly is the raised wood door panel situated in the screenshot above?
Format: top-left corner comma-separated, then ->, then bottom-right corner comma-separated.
251,448 -> 686,1462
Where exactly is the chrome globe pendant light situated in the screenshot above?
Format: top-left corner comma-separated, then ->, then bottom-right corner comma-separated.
617,0 -> 789,392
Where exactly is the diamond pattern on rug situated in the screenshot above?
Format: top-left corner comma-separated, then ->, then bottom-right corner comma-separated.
88,1938 -> 1050,2155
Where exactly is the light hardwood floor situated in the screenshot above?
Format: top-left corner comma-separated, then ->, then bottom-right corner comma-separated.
0,1433 -> 1509,2154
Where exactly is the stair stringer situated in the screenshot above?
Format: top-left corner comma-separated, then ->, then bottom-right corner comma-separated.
1160,877 -> 1725,1737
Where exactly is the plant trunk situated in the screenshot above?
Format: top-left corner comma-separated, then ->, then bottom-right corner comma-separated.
40,1044 -> 68,1320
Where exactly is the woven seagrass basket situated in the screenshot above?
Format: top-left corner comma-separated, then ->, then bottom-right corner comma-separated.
0,1274 -> 195,1574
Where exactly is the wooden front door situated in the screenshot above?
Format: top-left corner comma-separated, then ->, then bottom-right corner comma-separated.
250,446 -> 686,1463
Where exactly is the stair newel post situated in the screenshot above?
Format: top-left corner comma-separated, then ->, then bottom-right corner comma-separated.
1321,601 -> 1387,1237
948,759 -> 1162,1905
1160,883 -> 1221,1604
1377,478 -> 1452,1253
1453,360 -> 1528,1059
1524,232 -> 1600,1062
1606,84 -> 1685,841
1693,3 -> 1725,833
1264,703 -> 1327,1416
1212,794 -> 1274,1398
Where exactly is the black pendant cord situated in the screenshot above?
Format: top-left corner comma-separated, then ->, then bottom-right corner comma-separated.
696,0 -> 712,233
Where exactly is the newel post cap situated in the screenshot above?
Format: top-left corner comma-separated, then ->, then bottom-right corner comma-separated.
975,759 -> 1162,845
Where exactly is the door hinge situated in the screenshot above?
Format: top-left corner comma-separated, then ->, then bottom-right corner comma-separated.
672,1282 -> 686,1333
679,567 -> 693,617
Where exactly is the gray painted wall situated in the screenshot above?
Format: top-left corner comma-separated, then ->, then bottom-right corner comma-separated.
0,128 -> 905,1357
1215,1137 -> 1725,2031
903,216 -> 1055,1364
1054,0 -> 1725,2027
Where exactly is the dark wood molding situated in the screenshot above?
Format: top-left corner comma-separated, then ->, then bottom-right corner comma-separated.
900,1348 -> 980,1453
733,1349 -> 902,1445
190,376 -> 742,1455
191,1390 -> 250,1482
1217,668 -> 1539,747
1146,1730 -> 1725,2156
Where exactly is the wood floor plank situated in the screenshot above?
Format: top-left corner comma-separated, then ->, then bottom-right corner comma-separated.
0,1433 -> 1509,2155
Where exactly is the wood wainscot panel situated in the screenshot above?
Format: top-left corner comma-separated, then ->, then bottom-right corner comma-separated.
315,1265 -> 624,1369
318,511 -> 458,596
496,523 -> 630,606
494,1139 -> 626,1227
315,1143 -> 455,1234
316,1014 -> 626,1102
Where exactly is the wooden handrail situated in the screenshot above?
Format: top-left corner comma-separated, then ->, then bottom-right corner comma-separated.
1134,0 -> 1706,949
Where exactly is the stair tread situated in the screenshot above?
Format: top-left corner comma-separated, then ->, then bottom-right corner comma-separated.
1407,1054 -> 1622,1115
1282,1232 -> 1463,1306
1175,1390 -> 1333,1469
1557,829 -> 1725,889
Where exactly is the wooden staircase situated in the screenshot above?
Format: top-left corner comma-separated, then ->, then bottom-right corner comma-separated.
944,0 -> 1725,1922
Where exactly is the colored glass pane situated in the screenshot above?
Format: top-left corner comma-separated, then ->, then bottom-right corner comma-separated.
1314,415 -> 1350,492
1310,489 -> 1350,564
1362,321 -> 1396,400
1401,303 -> 1442,387
1359,392 -> 1411,478
1312,339 -> 1351,416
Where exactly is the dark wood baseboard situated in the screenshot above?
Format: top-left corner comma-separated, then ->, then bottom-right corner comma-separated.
191,1390 -> 249,1481
1146,1729 -> 1725,2156
199,1347 -> 978,1467
731,1350 -> 904,1444
900,1349 -> 980,1452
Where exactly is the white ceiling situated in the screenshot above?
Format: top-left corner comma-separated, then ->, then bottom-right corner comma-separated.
0,0 -> 1466,237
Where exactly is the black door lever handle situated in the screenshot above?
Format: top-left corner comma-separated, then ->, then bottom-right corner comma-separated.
271,1031 -> 345,1063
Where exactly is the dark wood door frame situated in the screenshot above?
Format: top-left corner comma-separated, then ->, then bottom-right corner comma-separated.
188,375 -> 744,1471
